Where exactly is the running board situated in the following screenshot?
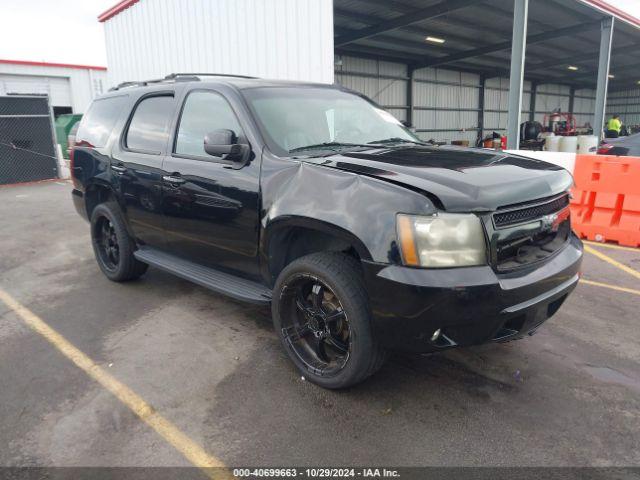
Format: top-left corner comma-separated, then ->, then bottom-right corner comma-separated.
134,247 -> 272,305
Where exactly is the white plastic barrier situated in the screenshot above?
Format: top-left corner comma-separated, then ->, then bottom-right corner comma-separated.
577,135 -> 599,154
505,150 -> 576,174
559,136 -> 578,153
56,144 -> 70,179
544,136 -> 562,152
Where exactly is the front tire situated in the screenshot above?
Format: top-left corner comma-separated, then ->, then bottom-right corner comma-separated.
272,252 -> 385,389
90,202 -> 148,282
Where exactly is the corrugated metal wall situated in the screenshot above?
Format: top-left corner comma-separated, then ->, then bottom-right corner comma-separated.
608,87 -> 640,126
574,89 -> 597,128
483,77 -> 532,137
335,55 -> 603,145
335,56 -> 408,123
103,0 -> 334,87
0,64 -> 106,113
414,68 -> 480,144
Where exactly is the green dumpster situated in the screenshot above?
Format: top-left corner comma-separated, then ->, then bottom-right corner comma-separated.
54,114 -> 83,159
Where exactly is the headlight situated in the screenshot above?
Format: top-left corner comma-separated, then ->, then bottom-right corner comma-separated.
397,213 -> 487,268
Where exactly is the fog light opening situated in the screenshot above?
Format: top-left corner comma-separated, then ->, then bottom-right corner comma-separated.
431,328 -> 441,342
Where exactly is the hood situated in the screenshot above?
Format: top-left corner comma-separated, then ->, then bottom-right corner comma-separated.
303,146 -> 573,212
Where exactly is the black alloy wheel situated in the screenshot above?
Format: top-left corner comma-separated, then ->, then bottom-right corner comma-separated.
90,202 -> 148,282
273,252 -> 386,389
95,216 -> 120,271
279,274 -> 351,377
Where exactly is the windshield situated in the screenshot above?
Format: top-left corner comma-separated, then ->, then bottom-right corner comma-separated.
243,87 -> 420,156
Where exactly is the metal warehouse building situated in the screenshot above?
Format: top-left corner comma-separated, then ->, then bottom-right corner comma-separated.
99,0 -> 640,148
0,59 -> 108,115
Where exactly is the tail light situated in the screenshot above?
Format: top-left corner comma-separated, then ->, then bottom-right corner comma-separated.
69,140 -> 83,189
69,146 -> 80,189
597,143 -> 613,155
67,134 -> 76,157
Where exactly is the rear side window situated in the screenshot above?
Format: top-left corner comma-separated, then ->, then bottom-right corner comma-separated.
76,95 -> 128,148
125,95 -> 174,154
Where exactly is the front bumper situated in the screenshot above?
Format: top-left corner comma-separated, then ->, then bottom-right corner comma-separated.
362,233 -> 583,353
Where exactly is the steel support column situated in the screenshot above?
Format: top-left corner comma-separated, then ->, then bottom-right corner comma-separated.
507,0 -> 529,150
593,17 -> 614,139
569,86 -> 576,115
407,66 -> 415,128
478,76 -> 486,144
529,81 -> 538,122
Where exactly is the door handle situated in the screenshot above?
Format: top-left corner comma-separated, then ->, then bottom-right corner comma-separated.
162,175 -> 186,185
111,164 -> 126,174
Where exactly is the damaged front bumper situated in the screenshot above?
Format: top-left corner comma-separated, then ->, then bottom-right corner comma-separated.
362,233 -> 583,353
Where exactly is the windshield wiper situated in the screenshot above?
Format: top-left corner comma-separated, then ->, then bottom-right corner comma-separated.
289,142 -> 371,153
367,137 -> 428,146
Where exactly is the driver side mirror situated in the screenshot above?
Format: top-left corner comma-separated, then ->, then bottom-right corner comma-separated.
204,129 -> 248,164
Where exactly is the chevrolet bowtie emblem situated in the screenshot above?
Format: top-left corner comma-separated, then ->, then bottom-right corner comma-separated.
540,213 -> 559,232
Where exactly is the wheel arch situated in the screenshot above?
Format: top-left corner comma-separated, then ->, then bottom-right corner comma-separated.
262,216 -> 372,285
84,180 -> 117,219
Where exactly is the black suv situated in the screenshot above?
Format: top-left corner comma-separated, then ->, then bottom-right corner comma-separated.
71,73 -> 583,389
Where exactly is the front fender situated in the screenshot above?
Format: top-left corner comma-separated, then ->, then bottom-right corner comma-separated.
260,154 -> 436,265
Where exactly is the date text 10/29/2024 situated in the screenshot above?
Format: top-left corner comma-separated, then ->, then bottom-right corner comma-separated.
232,468 -> 401,478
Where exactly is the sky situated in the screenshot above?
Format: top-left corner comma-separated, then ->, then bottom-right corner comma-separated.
606,0 -> 640,18
0,0 -> 113,66
0,0 -> 639,68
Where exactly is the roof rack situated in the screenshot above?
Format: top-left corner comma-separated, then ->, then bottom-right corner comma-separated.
166,73 -> 260,80
108,77 -> 169,91
109,72 -> 260,91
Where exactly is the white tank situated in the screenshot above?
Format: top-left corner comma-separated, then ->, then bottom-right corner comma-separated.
545,135 -> 562,152
559,136 -> 578,153
577,135 -> 599,154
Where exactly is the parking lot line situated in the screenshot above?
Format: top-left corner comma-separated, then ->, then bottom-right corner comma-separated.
584,245 -> 640,280
0,288 -> 227,477
583,241 -> 639,253
580,279 -> 640,296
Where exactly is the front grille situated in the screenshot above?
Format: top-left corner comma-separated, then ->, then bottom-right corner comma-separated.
492,194 -> 571,271
493,194 -> 569,228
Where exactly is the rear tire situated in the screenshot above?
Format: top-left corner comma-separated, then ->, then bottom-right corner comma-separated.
272,252 -> 385,389
90,202 -> 148,282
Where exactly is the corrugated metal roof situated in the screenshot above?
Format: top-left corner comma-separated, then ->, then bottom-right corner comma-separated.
334,0 -> 640,91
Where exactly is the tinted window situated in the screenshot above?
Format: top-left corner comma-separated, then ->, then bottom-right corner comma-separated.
76,95 -> 128,148
175,91 -> 244,157
126,95 -> 174,153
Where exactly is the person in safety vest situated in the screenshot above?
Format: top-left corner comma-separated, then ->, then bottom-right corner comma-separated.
606,114 -> 622,138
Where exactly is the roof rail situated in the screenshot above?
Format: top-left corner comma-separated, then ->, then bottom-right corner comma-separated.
108,77 -> 168,91
165,73 -> 260,80
108,72 -> 259,91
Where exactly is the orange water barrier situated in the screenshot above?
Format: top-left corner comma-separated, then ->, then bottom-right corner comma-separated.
570,154 -> 640,248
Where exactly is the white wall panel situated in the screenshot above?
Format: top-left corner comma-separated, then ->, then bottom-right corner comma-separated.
103,0 -> 334,87
0,75 -> 71,107
0,64 -> 106,113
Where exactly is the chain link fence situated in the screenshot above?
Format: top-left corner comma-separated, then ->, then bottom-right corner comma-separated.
0,95 -> 58,185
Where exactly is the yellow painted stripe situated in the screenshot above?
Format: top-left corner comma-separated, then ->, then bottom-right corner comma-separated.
580,279 -> 640,296
583,240 -> 639,253
0,289 -> 229,479
584,245 -> 640,281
